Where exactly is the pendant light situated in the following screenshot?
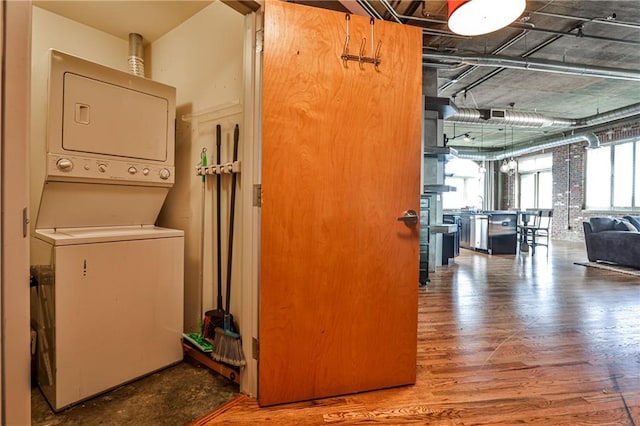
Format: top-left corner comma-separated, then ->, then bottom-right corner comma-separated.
448,0 -> 526,36
500,159 -> 510,173
499,127 -> 510,174
478,125 -> 486,174
507,120 -> 518,171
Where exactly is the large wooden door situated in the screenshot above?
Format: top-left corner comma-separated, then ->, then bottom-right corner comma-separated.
259,1 -> 422,406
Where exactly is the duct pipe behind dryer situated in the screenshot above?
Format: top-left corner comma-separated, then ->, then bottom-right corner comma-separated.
128,33 -> 145,77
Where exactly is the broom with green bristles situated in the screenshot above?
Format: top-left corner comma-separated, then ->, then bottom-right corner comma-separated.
211,124 -> 246,368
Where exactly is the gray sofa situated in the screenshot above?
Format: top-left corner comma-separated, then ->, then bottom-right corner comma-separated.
582,216 -> 640,268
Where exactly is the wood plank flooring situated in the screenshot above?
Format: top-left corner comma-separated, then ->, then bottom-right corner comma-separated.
194,240 -> 640,425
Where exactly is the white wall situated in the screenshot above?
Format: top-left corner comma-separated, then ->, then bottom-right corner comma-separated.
30,6 -> 128,228
150,2 -> 245,335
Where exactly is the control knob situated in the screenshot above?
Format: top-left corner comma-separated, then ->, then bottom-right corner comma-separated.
98,164 -> 107,173
159,168 -> 171,180
56,158 -> 73,171
128,166 -> 138,175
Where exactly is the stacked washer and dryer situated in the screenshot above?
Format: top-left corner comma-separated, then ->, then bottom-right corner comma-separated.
30,50 -> 184,411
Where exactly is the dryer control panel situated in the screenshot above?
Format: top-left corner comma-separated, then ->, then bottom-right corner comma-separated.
47,153 -> 174,186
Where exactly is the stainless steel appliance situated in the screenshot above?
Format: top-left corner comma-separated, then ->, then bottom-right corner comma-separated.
487,212 -> 517,254
470,214 -> 489,250
442,214 -> 460,265
465,212 -> 517,254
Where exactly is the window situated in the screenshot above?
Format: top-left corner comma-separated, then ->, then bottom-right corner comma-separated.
585,140 -> 640,210
520,173 -> 535,209
518,153 -> 552,209
443,158 -> 485,210
585,146 -> 611,209
613,143 -> 633,207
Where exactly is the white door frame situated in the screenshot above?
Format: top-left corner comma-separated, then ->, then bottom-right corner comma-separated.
1,0 -> 32,424
239,6 -> 262,398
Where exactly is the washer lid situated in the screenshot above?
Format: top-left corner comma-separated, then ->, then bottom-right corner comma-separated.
34,225 -> 183,245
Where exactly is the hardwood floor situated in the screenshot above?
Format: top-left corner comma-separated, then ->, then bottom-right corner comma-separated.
195,240 -> 640,425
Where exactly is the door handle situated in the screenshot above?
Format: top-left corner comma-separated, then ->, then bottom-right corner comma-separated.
397,209 -> 418,227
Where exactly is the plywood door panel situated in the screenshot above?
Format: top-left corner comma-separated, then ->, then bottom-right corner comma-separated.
259,0 -> 422,406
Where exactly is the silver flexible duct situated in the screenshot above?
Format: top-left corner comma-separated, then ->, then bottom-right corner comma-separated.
456,132 -> 600,161
128,33 -> 145,77
453,108 -> 576,128
445,103 -> 640,129
579,103 -> 640,127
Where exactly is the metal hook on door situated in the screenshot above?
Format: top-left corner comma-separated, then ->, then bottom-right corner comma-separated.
341,13 -> 382,70
342,14 -> 351,68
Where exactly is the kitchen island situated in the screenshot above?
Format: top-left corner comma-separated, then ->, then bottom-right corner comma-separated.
455,211 -> 518,255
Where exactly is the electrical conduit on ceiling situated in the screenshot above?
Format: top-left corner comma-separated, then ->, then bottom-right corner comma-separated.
423,52 -> 640,82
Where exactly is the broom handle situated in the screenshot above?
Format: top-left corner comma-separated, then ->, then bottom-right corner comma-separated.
199,148 -> 207,322
225,124 -> 239,313
216,125 -> 224,311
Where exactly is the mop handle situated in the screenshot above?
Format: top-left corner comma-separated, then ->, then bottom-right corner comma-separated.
216,125 -> 223,310
225,124 -> 240,313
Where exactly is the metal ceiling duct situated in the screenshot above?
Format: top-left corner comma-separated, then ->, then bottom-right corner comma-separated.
456,132 -> 600,161
445,102 -> 640,129
453,107 -> 576,128
579,103 -> 640,127
424,52 -> 640,81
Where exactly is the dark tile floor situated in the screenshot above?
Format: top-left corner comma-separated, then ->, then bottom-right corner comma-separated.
31,359 -> 239,426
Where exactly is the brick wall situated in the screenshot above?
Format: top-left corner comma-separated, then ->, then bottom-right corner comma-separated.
498,120 -> 640,241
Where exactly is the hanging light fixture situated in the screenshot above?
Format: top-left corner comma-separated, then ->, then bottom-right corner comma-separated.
478,126 -> 486,174
499,127 -> 510,174
448,0 -> 526,36
507,123 -> 518,171
500,159 -> 510,173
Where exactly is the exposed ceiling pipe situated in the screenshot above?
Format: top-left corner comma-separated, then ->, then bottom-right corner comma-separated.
355,0 -> 383,19
128,33 -> 145,77
439,28 -> 531,92
456,132 -> 600,161
372,0 -> 639,46
377,0 -> 402,23
530,10 -> 640,30
446,25 -> 580,96
510,23 -> 640,47
424,52 -> 640,81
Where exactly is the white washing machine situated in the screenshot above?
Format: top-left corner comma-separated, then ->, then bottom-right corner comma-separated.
31,50 -> 184,410
31,226 -> 183,410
